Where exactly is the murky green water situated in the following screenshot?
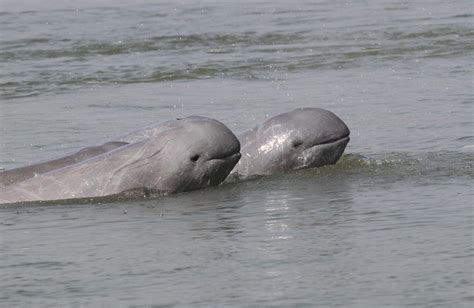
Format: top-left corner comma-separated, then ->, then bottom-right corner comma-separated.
0,0 -> 473,307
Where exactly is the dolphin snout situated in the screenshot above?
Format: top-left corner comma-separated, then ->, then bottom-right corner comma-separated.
301,135 -> 349,167
206,152 -> 241,186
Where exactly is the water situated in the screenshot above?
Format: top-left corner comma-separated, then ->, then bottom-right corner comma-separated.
0,0 -> 473,306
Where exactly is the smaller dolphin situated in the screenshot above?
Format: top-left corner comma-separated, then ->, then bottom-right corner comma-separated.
0,117 -> 240,204
230,108 -> 350,179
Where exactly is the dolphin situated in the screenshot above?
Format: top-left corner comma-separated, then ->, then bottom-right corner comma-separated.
229,108 -> 350,179
0,116 -> 240,204
0,116 -> 218,187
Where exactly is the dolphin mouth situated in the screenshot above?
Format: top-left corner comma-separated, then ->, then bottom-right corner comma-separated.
206,152 -> 241,186
313,133 -> 350,147
310,135 -> 350,153
298,135 -> 350,168
210,152 -> 241,164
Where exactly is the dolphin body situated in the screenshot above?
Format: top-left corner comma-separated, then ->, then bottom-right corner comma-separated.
0,141 -> 128,187
0,116 -> 240,204
0,116 -> 217,187
230,108 -> 350,179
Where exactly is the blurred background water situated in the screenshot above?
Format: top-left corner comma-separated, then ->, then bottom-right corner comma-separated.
0,0 -> 472,307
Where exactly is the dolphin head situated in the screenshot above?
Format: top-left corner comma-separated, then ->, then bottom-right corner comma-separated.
233,108 -> 349,177
170,116 -> 241,191
120,116 -> 241,194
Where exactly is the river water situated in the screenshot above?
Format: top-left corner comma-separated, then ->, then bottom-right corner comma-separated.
0,0 -> 473,307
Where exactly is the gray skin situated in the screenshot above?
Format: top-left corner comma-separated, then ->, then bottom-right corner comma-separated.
0,117 -> 240,204
229,108 -> 350,179
0,141 -> 128,187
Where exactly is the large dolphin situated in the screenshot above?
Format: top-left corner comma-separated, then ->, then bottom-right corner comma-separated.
229,108 -> 350,179
0,116 -> 240,204
0,116 -> 222,187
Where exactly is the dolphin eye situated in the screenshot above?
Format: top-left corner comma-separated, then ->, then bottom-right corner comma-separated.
292,140 -> 303,148
190,154 -> 200,162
